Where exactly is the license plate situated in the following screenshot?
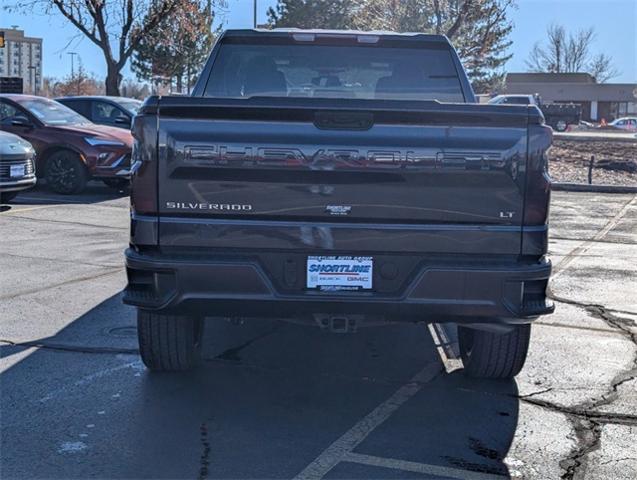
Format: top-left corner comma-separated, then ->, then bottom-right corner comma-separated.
307,256 -> 373,291
10,165 -> 25,178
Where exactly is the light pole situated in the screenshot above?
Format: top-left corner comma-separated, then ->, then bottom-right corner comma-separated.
253,0 -> 257,28
67,51 -> 78,94
28,65 -> 37,95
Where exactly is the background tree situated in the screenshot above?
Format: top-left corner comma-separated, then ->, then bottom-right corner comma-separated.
40,64 -> 105,97
8,0 -> 187,95
267,0 -> 354,29
132,0 -> 217,94
526,24 -> 619,82
268,0 -> 515,93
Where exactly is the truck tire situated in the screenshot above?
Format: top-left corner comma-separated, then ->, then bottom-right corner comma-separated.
0,192 -> 18,203
137,310 -> 204,372
554,120 -> 568,132
458,324 -> 531,379
45,151 -> 88,194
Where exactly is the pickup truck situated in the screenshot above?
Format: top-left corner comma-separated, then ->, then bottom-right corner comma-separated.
124,29 -> 554,379
488,94 -> 581,132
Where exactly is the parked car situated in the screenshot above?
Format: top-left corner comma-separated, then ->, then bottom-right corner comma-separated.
125,29 -> 554,379
609,117 -> 637,131
56,96 -> 142,130
0,95 -> 133,194
488,94 -> 581,132
0,130 -> 36,202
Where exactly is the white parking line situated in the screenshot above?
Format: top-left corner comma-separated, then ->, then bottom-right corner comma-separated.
39,360 -> 143,403
428,323 -> 463,374
293,362 -> 441,479
344,452 -> 507,480
552,194 -> 636,277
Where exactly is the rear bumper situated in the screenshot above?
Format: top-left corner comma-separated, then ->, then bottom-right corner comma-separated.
124,249 -> 554,323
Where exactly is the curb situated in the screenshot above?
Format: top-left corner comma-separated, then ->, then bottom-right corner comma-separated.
551,183 -> 637,194
554,132 -> 637,143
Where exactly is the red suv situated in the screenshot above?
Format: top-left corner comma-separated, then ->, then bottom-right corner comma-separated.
0,95 -> 133,194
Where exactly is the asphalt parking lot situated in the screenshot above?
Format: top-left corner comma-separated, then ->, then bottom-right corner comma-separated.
1,184 -> 636,480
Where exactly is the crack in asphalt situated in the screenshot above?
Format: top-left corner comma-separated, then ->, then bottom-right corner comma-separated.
541,291 -> 637,479
198,421 -> 212,480
0,338 -> 139,355
519,397 -> 637,426
213,327 -> 281,362
518,387 -> 554,399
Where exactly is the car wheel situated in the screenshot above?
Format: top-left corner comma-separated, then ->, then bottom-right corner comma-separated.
137,309 -> 204,372
458,324 -> 531,379
555,120 -> 568,132
45,151 -> 88,194
102,178 -> 130,190
0,192 -> 18,203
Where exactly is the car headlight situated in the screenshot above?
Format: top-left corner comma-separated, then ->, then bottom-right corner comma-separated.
84,137 -> 125,147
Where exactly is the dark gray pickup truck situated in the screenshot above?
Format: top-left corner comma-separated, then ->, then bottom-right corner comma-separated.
124,29 -> 554,378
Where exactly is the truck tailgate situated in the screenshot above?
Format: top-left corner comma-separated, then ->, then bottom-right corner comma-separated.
154,97 -> 536,255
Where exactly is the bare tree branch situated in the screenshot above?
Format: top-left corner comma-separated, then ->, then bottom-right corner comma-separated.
51,0 -> 101,47
10,0 -> 196,94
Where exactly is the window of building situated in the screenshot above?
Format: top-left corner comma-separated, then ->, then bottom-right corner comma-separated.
618,102 -> 637,115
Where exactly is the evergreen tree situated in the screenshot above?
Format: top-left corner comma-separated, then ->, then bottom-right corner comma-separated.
267,0 -> 355,29
355,0 -> 514,93
132,0 -> 217,93
268,0 -> 515,93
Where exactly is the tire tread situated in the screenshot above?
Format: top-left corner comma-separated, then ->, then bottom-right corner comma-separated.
459,324 -> 531,379
137,310 -> 202,372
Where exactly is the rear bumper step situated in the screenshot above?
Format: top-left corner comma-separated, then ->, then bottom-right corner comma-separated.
124,249 -> 554,322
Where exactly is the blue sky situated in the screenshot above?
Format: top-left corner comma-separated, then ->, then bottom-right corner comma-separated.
2,0 -> 636,83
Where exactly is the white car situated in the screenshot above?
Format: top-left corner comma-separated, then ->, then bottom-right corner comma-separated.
609,117 -> 637,131
0,130 -> 37,203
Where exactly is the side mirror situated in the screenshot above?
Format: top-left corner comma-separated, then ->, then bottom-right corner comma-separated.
3,115 -> 33,128
114,116 -> 131,127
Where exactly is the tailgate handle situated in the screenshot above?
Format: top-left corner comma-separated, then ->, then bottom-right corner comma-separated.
314,111 -> 374,130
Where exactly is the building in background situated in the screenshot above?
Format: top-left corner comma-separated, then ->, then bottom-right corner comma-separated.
0,28 -> 43,95
503,73 -> 637,122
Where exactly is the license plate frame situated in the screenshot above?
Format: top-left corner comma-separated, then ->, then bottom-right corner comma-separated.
306,256 -> 373,291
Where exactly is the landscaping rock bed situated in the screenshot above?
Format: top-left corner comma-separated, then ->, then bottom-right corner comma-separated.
549,139 -> 637,186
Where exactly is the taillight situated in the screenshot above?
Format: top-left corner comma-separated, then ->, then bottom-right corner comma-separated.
130,113 -> 158,215
523,124 -> 552,225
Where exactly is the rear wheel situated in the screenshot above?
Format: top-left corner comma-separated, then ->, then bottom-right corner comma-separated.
0,192 -> 18,203
45,151 -> 88,194
459,324 -> 531,379
137,309 -> 204,372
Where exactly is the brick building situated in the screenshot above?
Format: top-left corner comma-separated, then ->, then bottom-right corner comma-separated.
504,73 -> 637,122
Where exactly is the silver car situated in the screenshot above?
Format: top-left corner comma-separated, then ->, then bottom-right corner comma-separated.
609,117 -> 637,131
0,130 -> 37,203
